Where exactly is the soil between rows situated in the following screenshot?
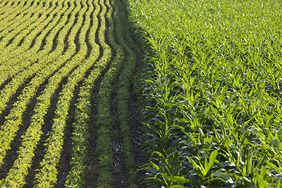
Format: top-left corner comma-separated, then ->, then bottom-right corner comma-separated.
0,0 -> 146,186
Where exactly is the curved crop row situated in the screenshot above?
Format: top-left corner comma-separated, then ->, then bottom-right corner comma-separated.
0,0 -> 44,38
0,0 -> 80,103
33,2 -> 105,186
0,0 -> 90,186
0,0 -> 144,187
0,1 -> 22,20
93,0 -> 141,187
0,0 -> 65,57
0,0 -> 85,170
0,0 -> 49,56
0,1 -> 74,102
112,0 -> 140,186
64,0 -> 100,185
0,0 -> 34,24
0,0 -> 62,52
0,0 -> 69,64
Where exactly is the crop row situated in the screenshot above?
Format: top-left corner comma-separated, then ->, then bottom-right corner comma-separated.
0,0 -> 93,186
46,0 -> 144,187
129,0 -> 282,187
0,0 -> 72,74
0,0 -> 64,57
0,0 -> 143,187
93,0 -> 141,187
0,0 -> 51,45
0,0 -> 81,116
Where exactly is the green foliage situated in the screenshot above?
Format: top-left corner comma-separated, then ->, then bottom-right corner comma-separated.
129,0 -> 282,187
0,0 -> 143,186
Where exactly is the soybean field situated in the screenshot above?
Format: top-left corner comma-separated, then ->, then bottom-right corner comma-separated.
0,0 -> 143,187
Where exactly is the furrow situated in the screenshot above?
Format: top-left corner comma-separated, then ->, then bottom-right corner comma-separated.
2,0 -> 68,55
99,0 -> 143,186
0,0 -> 87,183
118,3 -> 146,179
85,0 -> 93,59
33,38 -> 102,188
0,0 -> 144,187
55,1 -> 93,186
0,73 -> 36,126
0,1 -> 19,16
111,73 -> 129,187
0,74 -> 47,180
0,0 -> 87,182
0,0 -> 54,26
3,6 -> 58,52
55,85 -> 79,188
8,0 -> 91,185
0,0 -> 45,34
0,0 -> 32,23
0,0 -> 75,71
103,0 -> 130,186
62,11 -> 79,53
91,0 -> 123,186
113,0 -> 141,185
0,0 -> 80,96
0,1 -> 84,172
1,0 -> 65,56
23,63 -> 79,188
32,1 -> 70,51
63,0 -> 106,186
0,0 -> 56,51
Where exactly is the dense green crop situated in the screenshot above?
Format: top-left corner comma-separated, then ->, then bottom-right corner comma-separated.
129,0 -> 282,187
